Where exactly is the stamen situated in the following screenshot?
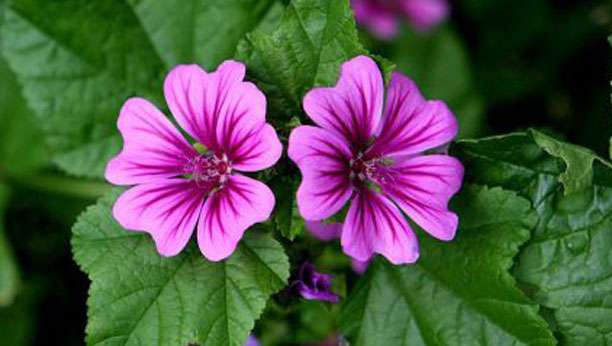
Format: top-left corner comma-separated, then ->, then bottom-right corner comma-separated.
349,152 -> 394,189
185,153 -> 231,191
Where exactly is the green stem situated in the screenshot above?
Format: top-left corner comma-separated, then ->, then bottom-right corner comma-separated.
7,173 -> 111,200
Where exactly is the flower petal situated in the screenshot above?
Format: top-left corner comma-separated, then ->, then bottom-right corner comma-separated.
230,123 -> 282,172
212,62 -> 272,160
197,174 -> 274,261
164,64 -> 217,148
341,189 -> 419,264
292,282 -> 339,303
351,0 -> 399,39
351,258 -> 370,274
305,221 -> 342,241
368,72 -> 458,157
383,155 -> 464,241
303,55 -> 383,149
164,60 -> 252,151
167,60 -> 278,171
112,179 -> 205,257
400,0 -> 449,32
289,126 -> 353,220
105,98 -> 196,185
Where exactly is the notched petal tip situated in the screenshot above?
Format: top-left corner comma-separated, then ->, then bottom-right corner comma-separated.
302,55 -> 383,146
215,59 -> 247,82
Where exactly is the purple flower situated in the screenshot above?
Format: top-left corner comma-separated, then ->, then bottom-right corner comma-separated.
288,55 -> 463,265
244,335 -> 260,346
352,0 -> 449,38
105,61 -> 282,261
291,262 -> 339,303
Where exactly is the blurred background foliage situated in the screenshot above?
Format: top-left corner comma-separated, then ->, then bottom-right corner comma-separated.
0,0 -> 610,345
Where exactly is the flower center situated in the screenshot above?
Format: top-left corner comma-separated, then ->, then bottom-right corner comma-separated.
349,153 -> 393,188
185,153 -> 231,190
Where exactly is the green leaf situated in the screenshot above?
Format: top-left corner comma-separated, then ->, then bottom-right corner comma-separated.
391,26 -> 484,138
530,129 -> 602,195
236,0 -> 391,122
125,0 -> 278,70
270,176 -> 303,240
1,1 -> 163,178
72,191 -> 290,346
454,131 -> 612,345
1,0 -> 280,178
341,185 -> 555,346
0,12 -> 47,175
0,183 -> 19,307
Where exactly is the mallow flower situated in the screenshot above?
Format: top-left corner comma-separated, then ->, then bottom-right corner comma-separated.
288,55 -> 463,265
351,0 -> 449,38
105,61 -> 282,261
291,262 -> 339,303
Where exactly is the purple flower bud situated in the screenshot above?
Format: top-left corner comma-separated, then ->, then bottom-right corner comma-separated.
291,262 -> 339,304
244,335 -> 260,346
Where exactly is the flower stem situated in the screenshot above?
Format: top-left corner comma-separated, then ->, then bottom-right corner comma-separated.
6,173 -> 111,200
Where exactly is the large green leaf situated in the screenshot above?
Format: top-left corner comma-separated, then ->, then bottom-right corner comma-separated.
1,0 -> 164,178
454,129 -> 612,345
126,0 -> 277,70
0,1 -> 46,175
1,0 -> 279,178
340,185 -> 555,346
72,191 -> 290,346
236,0 -> 393,124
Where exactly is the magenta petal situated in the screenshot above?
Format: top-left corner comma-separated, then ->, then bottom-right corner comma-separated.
197,174 -> 274,261
231,124 -> 282,172
213,73 -> 280,171
351,258 -> 370,274
164,60 -> 252,151
303,55 -> 383,148
341,189 -> 419,264
305,221 -> 342,241
164,64 -> 217,148
112,179 -> 205,257
384,155 -> 463,241
368,72 -> 458,157
401,0 -> 449,32
289,126 -> 353,220
105,98 -> 196,185
213,62 -> 270,158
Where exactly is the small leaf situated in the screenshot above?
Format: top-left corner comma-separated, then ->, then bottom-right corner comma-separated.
341,185 -> 555,346
236,0 -> 393,121
72,190 -> 290,346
